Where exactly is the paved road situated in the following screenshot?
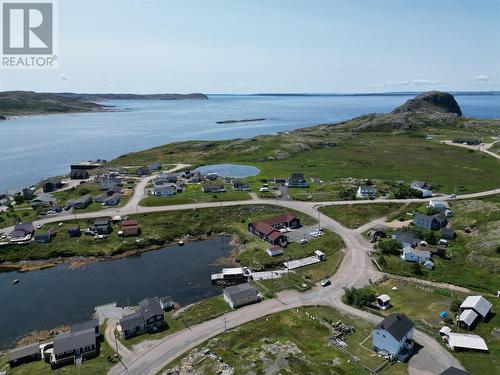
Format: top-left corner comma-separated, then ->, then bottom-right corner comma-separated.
441,139 -> 500,161
107,201 -> 463,375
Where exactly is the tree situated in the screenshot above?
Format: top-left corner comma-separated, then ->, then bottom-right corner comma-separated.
377,239 -> 402,256
450,299 -> 462,313
343,287 -> 376,307
338,188 -> 356,201
376,254 -> 387,266
13,193 -> 24,204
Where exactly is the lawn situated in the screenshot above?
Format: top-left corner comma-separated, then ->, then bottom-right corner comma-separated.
163,306 -> 407,375
0,326 -> 118,375
0,208 -> 39,228
319,203 -> 404,229
0,205 -> 314,263
140,183 -> 251,206
377,195 -> 500,293
363,278 -> 500,375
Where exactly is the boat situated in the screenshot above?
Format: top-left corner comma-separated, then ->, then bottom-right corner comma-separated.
11,279 -> 20,284
178,240 -> 184,246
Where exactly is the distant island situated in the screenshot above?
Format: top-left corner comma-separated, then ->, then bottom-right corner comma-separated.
216,118 -> 266,124
0,91 -> 208,118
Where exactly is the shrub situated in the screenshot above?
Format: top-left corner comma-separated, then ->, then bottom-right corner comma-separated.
377,239 -> 402,256
344,287 -> 376,307
412,263 -> 423,275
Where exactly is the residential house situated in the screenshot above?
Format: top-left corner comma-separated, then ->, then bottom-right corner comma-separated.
460,296 -> 492,321
176,180 -> 185,192
266,245 -> 283,257
453,138 -> 481,146
205,173 -> 218,181
35,229 -> 55,244
223,283 -> 261,309
148,162 -> 162,171
428,200 -> 449,211
410,181 -> 432,197
391,231 -> 420,248
247,221 -> 288,246
69,194 -> 93,209
439,367 -> 470,375
232,179 -> 250,191
287,173 -> 308,188
70,319 -> 100,338
211,267 -> 251,285
67,226 -> 81,237
93,218 -> 112,234
372,313 -> 415,361
22,187 -> 35,200
98,177 -> 122,191
153,185 -> 176,196
134,166 -> 149,176
42,178 -> 63,193
414,213 -> 448,230
121,219 -> 139,236
402,246 -> 430,263
441,227 -> 455,240
118,297 -> 166,339
202,182 -> 225,193
154,172 -> 178,184
273,177 -> 288,184
261,213 -> 301,229
11,222 -> 34,243
69,169 -> 89,180
188,172 -> 203,183
8,343 -> 41,368
103,193 -> 121,206
50,328 -> 97,368
31,193 -> 56,208
357,185 -> 377,199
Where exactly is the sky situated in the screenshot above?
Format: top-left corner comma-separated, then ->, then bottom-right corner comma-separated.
1,0 -> 499,93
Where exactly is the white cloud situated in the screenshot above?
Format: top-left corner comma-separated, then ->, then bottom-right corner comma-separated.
412,79 -> 442,86
60,73 -> 71,81
473,75 -> 490,82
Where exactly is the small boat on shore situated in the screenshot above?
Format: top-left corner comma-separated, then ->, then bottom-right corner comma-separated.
178,240 -> 184,246
11,279 -> 20,285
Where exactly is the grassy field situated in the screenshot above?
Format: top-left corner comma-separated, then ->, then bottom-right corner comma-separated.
0,208 -> 39,228
364,279 -> 499,375
163,306 -> 407,375
174,296 -> 231,327
0,205 -> 314,262
379,195 -> 500,293
0,327 -> 117,375
319,203 -> 403,229
140,183 -> 251,206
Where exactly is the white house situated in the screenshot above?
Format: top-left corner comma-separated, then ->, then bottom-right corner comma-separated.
356,185 -> 377,199
460,295 -> 492,320
223,283 -> 261,309
153,185 -> 176,196
372,313 -> 415,361
402,246 -> 430,263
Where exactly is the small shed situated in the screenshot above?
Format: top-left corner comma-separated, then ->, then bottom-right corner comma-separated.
68,226 -> 81,237
441,227 -> 456,240
266,245 -> 283,257
314,250 -> 326,261
458,309 -> 478,330
424,260 -> 434,270
376,294 -> 391,310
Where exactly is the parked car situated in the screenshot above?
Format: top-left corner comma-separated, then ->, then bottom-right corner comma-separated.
299,238 -> 308,244
259,187 -> 269,192
321,279 -> 331,287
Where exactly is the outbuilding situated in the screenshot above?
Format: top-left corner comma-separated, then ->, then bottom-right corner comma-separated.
8,343 -> 41,367
223,283 -> 261,309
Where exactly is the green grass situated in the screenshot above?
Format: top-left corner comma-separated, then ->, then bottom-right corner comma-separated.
163,306 -> 407,375
319,203 -> 403,229
175,296 -> 231,326
363,279 -> 500,375
0,327 -> 117,375
0,205 -> 313,263
378,195 -> 500,293
0,208 -> 39,228
140,184 -> 251,206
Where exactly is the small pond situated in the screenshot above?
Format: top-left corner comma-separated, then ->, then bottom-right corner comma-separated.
194,164 -> 260,178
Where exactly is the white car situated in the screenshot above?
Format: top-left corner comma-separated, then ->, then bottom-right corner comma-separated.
259,187 -> 269,192
300,238 -> 308,244
1,234 -> 6,240
36,224 -> 42,229
321,279 -> 331,287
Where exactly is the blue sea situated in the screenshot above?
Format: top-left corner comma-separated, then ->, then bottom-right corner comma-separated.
1,93 -> 499,192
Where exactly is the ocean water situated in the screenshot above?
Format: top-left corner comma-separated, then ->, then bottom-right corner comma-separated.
0,93 -> 499,192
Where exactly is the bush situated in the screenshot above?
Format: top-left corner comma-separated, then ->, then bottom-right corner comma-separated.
377,239 -> 402,256
450,299 -> 462,313
344,287 -> 376,307
411,263 -> 423,275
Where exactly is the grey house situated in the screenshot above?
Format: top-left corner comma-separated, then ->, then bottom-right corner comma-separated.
71,319 -> 100,337
223,283 -> 261,309
148,162 -> 162,171
103,193 -> 121,206
94,218 -> 112,234
202,182 -> 226,193
8,343 -> 41,367
119,297 -> 166,339
69,194 -> 93,210
70,169 -> 89,180
287,173 -> 309,188
414,213 -> 448,230
51,328 -> 97,368
441,227 -> 455,240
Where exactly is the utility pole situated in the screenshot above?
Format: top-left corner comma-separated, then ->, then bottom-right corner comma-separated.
114,330 -> 119,358
223,316 -> 227,332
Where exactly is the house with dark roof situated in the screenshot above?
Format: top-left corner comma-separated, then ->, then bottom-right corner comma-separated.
247,221 -> 288,246
391,231 -> 420,248
441,227 -> 455,240
202,182 -> 225,193
287,173 -> 308,188
153,185 -> 176,196
35,229 -> 55,244
372,313 -> 414,361
414,213 -> 448,230
154,172 -> 178,184
31,193 -> 56,208
223,283 -> 261,309
70,319 -> 100,337
232,179 -> 250,191
103,192 -> 121,206
11,222 -> 34,243
93,218 -> 112,234
148,162 -> 162,171
260,213 -> 301,229
118,297 -> 166,339
42,178 -> 63,193
68,226 -> 81,237
50,328 -> 97,368
69,169 -> 89,180
22,187 -> 35,200
7,343 -> 41,367
439,367 -> 470,375
68,193 -> 93,210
